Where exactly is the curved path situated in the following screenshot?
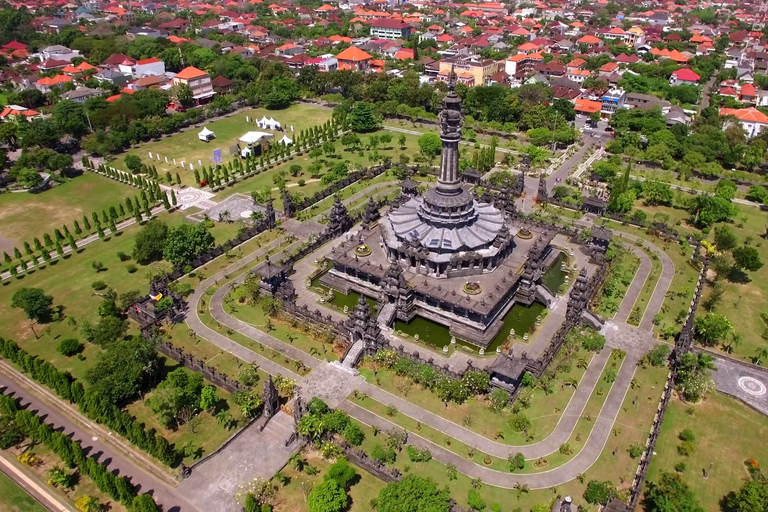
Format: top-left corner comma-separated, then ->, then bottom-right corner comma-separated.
184,203 -> 677,487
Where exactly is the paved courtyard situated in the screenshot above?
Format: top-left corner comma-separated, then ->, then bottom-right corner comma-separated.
297,362 -> 363,409
710,354 -> 768,416
180,412 -> 301,512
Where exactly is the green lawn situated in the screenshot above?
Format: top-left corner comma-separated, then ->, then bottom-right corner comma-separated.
0,471 -> 46,512
215,128 -> 426,209
594,242 -> 640,318
647,392 -> 768,511
116,105 -> 332,187
0,172 -> 135,248
356,345 -> 593,447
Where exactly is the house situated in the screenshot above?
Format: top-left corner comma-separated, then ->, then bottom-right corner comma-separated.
370,19 -> 412,40
625,92 -> 667,111
576,34 -> 603,51
61,62 -> 97,76
94,69 -> 129,86
133,57 -> 165,77
669,69 -> 700,86
336,46 -> 373,71
35,74 -> 73,93
440,55 -> 502,87
574,98 -> 602,115
39,45 -> 81,63
505,52 -> 543,78
0,105 -> 42,122
129,75 -> 167,90
172,66 -> 215,104
567,68 -> 590,83
741,83 -> 757,104
601,87 -> 626,117
211,76 -> 233,93
61,87 -> 102,103
720,107 -> 768,137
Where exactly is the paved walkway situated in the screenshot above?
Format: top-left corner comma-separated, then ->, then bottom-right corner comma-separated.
709,352 -> 768,416
342,353 -> 638,489
179,412 -> 302,512
357,348 -> 611,458
613,244 -> 652,324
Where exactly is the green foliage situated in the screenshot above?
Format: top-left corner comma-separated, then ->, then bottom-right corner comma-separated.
724,480 -> 768,512
508,452 -> 525,472
163,223 -> 215,266
376,475 -> 451,512
343,423 -> 365,446
307,479 -> 348,512
85,335 -> 159,405
678,428 -> 696,442
644,472 -> 704,512
133,219 -> 168,264
407,445 -> 432,462
508,413 -> 531,432
57,338 -> 83,357
324,459 -> 357,490
583,480 -> 616,505
694,314 -> 733,347
11,287 -> 53,323
467,489 -> 486,511
417,132 -> 442,159
732,246 -> 763,272
714,226 -> 738,251
644,344 -> 671,367
347,101 -> 381,132
146,367 -> 203,428
371,443 -> 397,464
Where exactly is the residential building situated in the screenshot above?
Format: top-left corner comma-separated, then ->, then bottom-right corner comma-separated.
504,52 -> 543,78
172,66 -> 215,104
39,45 -> 80,62
574,98 -> 602,115
625,92 -> 667,111
669,68 -> 700,86
133,57 -> 166,77
370,19 -> 412,40
0,105 -> 43,122
94,69 -> 129,86
336,46 -> 373,71
567,68 -> 590,83
601,87 -> 626,117
61,87 -> 102,103
440,55 -> 501,87
720,107 -> 768,137
35,74 -> 72,93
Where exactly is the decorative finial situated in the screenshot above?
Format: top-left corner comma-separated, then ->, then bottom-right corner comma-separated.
448,64 -> 456,91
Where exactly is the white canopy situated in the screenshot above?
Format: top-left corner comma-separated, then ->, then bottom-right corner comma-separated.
239,131 -> 273,145
278,135 -> 293,146
257,115 -> 270,127
266,117 -> 281,129
198,126 -> 215,141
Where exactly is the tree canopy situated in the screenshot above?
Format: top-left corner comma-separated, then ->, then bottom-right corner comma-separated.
162,223 -> 214,267
11,287 -> 53,323
375,475 -> 450,512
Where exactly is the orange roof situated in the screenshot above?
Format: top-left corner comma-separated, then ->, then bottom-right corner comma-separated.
569,69 -> 591,77
336,45 -> 372,62
329,34 -> 353,43
316,3 -> 333,10
568,57 -> 586,68
574,98 -> 602,113
175,66 -> 208,79
36,75 -> 72,85
720,107 -> 768,124
517,42 -> 538,51
0,107 -> 39,117
600,62 -> 618,72
577,35 -> 601,44
741,83 -> 756,96
168,36 -> 192,44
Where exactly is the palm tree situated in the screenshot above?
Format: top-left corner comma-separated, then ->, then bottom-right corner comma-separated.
725,333 -> 743,354
577,358 -> 588,370
471,477 -> 482,489
514,482 -> 529,500
755,347 -> 768,366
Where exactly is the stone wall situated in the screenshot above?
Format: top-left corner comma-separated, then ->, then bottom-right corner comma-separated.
156,340 -> 247,394
338,441 -> 402,483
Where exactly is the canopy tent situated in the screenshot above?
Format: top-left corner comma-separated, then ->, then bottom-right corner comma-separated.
278,134 -> 293,146
257,116 -> 270,128
198,126 -> 215,142
239,131 -> 273,145
265,117 -> 281,130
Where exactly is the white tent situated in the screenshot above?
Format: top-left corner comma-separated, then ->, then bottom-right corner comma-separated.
257,116 -> 270,128
198,126 -> 215,142
241,147 -> 252,158
265,117 -> 281,130
278,135 -> 293,146
239,131 -> 273,146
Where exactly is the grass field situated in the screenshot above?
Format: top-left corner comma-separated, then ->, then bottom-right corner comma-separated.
116,106 -> 332,186
0,173 -> 135,248
0,470 -> 46,512
647,392 -> 768,511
